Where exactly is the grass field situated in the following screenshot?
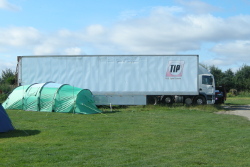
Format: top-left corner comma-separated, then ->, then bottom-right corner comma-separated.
225,96 -> 250,105
1,98 -> 250,166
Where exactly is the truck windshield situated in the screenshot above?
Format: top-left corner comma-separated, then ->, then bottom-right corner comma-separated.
202,76 -> 213,85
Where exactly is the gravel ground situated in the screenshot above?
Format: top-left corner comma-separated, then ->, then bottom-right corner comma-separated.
217,105 -> 250,120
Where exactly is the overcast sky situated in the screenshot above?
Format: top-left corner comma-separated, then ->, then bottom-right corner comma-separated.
1,0 -> 250,73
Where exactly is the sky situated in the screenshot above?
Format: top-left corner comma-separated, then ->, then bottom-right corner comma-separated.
1,0 -> 250,73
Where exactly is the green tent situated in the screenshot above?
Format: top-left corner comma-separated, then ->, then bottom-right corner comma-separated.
2,82 -> 102,114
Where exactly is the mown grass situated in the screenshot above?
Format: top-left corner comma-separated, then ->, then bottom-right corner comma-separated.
1,101 -> 250,166
225,97 -> 250,105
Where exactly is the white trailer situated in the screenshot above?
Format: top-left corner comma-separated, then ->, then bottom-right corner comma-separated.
17,55 -> 215,105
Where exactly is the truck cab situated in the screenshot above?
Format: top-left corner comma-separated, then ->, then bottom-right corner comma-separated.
159,65 -> 215,106
198,66 -> 215,104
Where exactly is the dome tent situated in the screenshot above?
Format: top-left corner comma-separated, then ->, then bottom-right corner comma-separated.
0,103 -> 14,132
2,82 -> 102,114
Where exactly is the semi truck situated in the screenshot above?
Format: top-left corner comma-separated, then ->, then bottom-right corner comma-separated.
17,55 -> 215,105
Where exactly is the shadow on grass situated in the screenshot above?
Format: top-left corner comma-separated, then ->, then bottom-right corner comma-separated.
101,110 -> 121,114
222,104 -> 250,111
224,102 -> 250,106
98,105 -> 128,109
224,102 -> 240,106
213,104 -> 225,110
0,129 -> 41,138
98,105 -> 126,114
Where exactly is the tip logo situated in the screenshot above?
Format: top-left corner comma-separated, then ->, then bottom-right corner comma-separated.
166,61 -> 185,77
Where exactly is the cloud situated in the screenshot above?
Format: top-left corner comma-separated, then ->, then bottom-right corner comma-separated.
64,47 -> 83,55
203,40 -> 250,71
1,1 -> 250,72
1,6 -> 250,55
0,0 -> 20,11
33,32 -> 81,55
109,9 -> 250,54
0,27 -> 41,48
212,40 -> 250,63
0,57 -> 16,74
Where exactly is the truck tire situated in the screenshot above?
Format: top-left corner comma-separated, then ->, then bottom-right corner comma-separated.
185,98 -> 193,105
162,96 -> 173,105
194,96 -> 206,105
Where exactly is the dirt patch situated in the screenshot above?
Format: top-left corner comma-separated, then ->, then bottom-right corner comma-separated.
217,105 -> 250,120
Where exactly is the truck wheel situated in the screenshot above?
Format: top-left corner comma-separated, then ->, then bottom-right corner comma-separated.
194,96 -> 206,105
185,98 -> 193,105
162,96 -> 173,105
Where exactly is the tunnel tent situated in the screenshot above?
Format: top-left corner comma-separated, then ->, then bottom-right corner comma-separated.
2,84 -> 31,110
40,83 -> 62,112
2,82 -> 101,114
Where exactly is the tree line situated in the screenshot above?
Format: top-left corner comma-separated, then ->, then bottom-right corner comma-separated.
208,64 -> 250,93
0,69 -> 16,101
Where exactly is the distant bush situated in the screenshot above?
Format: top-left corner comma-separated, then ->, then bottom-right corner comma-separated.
0,94 -> 8,103
227,91 -> 250,98
238,91 -> 250,97
227,92 -> 235,97
0,84 -> 15,102
226,89 -> 237,97
0,84 -> 13,94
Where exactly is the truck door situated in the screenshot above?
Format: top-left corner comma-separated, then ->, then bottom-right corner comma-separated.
199,75 -> 215,95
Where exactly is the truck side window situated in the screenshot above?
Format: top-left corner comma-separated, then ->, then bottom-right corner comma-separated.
202,76 -> 213,85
